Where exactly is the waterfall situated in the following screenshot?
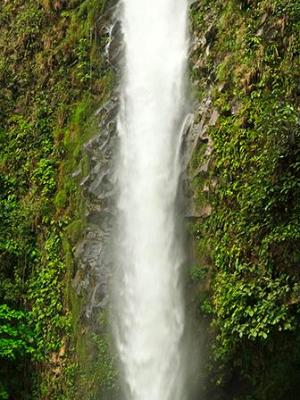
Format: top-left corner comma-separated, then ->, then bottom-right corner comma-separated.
112,0 -> 189,399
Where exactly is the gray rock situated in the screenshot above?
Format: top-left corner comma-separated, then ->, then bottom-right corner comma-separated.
209,109 -> 219,126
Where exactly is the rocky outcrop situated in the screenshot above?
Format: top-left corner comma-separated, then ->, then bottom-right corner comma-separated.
71,3 -> 121,326
72,98 -> 118,321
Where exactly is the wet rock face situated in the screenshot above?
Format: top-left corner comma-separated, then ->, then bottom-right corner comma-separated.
73,98 -> 118,322
185,3 -> 221,222
72,4 -> 122,325
107,20 -> 124,67
185,95 -> 216,220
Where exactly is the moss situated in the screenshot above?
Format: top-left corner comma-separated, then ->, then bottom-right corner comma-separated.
66,220 -> 84,246
55,190 -> 68,209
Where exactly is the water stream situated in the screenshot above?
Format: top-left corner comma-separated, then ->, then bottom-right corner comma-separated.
113,1 -> 189,399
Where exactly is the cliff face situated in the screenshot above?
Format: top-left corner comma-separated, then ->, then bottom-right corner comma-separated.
189,1 -> 300,399
0,0 -> 299,399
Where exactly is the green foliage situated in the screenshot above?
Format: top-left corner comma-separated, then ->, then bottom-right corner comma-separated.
0,305 -> 35,360
28,229 -> 69,357
55,190 -> 68,209
0,0 -> 114,398
0,387 -> 9,400
92,333 -> 119,395
191,0 -> 300,398
33,159 -> 57,195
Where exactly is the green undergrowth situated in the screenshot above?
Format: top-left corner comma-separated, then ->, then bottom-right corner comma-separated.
190,0 -> 300,399
0,0 -> 116,398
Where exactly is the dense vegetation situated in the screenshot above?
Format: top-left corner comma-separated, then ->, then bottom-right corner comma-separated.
0,0 -> 115,398
1,0 -> 299,399
190,0 -> 300,399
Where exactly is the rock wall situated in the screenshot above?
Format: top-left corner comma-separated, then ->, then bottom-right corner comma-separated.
189,1 -> 300,399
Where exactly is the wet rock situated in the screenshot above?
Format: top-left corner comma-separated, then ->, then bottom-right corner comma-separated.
205,44 -> 210,57
106,20 -> 124,66
256,27 -> 264,37
209,109 -> 219,126
261,12 -> 268,24
203,184 -> 210,193
185,202 -> 212,220
204,25 -> 217,46
200,204 -> 212,218
71,168 -> 81,178
231,103 -> 241,115
205,140 -> 213,157
71,13 -> 119,324
192,159 -> 210,178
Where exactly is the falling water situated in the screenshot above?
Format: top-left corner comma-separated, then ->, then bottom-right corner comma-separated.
113,0 -> 189,399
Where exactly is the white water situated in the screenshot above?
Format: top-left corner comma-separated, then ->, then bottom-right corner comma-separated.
113,1 -> 189,399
